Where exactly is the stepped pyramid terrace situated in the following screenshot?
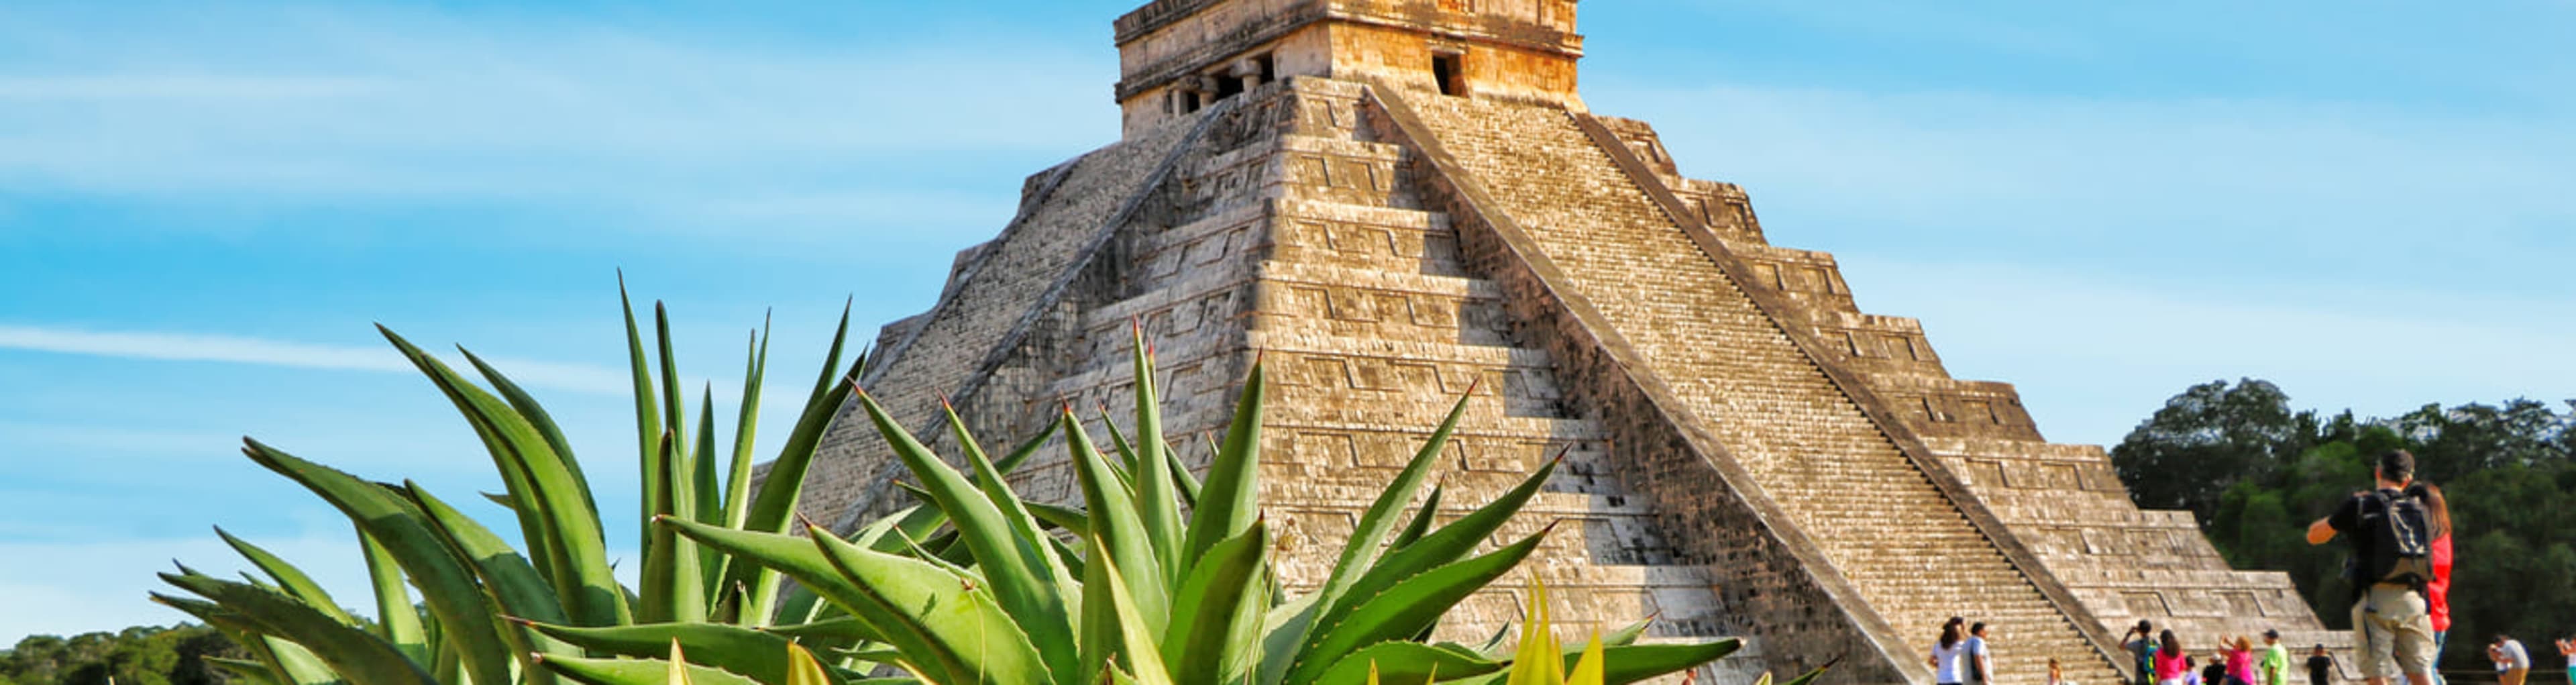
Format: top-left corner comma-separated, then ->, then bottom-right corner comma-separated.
785,1 -> 2353,682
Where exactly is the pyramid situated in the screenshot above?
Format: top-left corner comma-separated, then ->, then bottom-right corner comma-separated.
793,1 -> 2349,682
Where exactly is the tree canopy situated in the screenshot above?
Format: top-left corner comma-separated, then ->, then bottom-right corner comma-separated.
0,624 -> 237,685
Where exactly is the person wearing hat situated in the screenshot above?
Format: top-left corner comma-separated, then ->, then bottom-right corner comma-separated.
2259,630 -> 2292,685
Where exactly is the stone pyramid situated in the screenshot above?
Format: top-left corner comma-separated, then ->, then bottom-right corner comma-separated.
793,1 -> 2349,682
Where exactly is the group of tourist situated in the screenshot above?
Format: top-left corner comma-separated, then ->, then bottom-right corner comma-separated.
1929,450 -> 2574,684
2114,621 -> 2326,685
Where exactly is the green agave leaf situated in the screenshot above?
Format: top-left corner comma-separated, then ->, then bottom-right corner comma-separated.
1095,545 -> 1176,685
662,517 -> 1049,685
1065,409 -> 1167,679
263,637 -> 342,685
152,593 -> 314,685
642,430 -> 710,623
535,653 -> 759,685
1775,657 -> 1841,685
620,272 -> 665,563
407,482 -> 570,625
810,523 -> 1055,685
758,616 -> 885,653
722,319 -> 770,531
405,482 -> 573,685
1314,390 -> 1472,618
356,528 -> 431,665
1026,500 -> 1092,537
156,575 -> 439,685
1593,641 -> 1741,685
521,619 -> 863,685
1447,641 -> 1748,685
1290,531 -> 1552,685
943,399 -> 1081,584
693,384 -> 723,527
458,348 -> 598,549
1601,615 -> 1653,649
653,301 -> 689,491
1164,436 -> 1202,510
1312,642 -> 1502,685
1124,328 -> 1183,587
215,527 -> 358,627
203,655 -> 284,685
727,299 -> 856,625
1161,519 -> 1268,685
854,388 -> 1077,680
1318,454 -> 1559,645
383,327 -> 627,627
1388,486 -> 1444,552
1181,362 -> 1265,571
241,439 -> 515,685
1267,390 -> 1472,685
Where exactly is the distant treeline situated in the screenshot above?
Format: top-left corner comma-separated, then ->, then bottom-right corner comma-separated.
1,625 -> 238,685
2112,379 -> 2576,665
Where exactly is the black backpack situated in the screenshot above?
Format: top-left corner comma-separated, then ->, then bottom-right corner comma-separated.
2361,488 -> 2435,585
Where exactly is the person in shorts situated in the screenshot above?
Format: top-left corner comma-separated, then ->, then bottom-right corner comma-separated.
2489,635 -> 2530,685
2307,450 -> 2438,685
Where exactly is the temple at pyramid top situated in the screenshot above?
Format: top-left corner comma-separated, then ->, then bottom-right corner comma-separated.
1114,0 -> 1583,134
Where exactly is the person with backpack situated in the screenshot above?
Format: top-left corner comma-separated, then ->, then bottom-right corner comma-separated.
2126,620 -> 2161,685
2306,449 -> 2438,685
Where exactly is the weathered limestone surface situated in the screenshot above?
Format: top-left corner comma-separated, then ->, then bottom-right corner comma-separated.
789,1 -> 2349,682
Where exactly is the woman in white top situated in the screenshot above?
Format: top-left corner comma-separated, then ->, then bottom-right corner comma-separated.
1931,622 -> 1970,685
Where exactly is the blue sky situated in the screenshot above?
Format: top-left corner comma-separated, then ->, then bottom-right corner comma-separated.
2,1 -> 2569,642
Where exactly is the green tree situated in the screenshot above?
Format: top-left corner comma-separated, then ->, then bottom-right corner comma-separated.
2112,378 -> 2321,526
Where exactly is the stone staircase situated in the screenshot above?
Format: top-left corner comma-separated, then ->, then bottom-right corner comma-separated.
1391,89 -> 2129,684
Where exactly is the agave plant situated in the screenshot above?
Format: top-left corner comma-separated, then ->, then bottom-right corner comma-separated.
150,281 -> 1783,685
555,327 -> 1760,685
152,281 -> 873,685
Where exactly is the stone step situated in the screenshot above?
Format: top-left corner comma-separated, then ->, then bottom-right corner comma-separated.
1401,92 -> 2131,685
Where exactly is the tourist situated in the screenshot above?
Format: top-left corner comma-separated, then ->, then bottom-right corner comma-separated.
1968,622 -> 1996,685
2197,653 -> 2223,685
2489,635 -> 2530,685
2304,645 -> 2334,685
2225,637 -> 2256,685
2127,621 -> 2161,685
2259,630 -> 2292,685
2555,637 -> 2574,685
2049,657 -> 2066,685
1934,621 -> 1971,685
2305,449 -> 2438,685
2412,483 -> 2455,685
2155,631 -> 2191,685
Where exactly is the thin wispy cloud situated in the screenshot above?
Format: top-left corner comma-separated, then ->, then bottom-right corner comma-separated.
0,324 -> 627,394
0,3 -> 1118,238
1835,255 -> 2576,444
